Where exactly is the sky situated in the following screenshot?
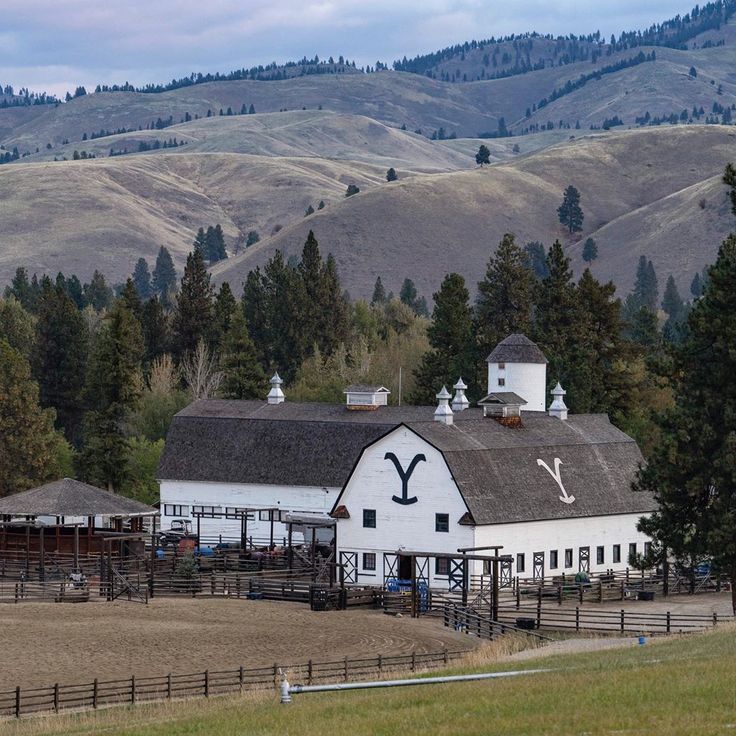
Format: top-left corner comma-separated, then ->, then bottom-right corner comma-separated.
0,0 -> 695,97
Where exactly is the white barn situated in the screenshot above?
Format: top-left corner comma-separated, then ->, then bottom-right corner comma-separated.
157,334 -> 655,577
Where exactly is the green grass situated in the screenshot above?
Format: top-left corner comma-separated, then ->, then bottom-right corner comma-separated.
8,627 -> 736,736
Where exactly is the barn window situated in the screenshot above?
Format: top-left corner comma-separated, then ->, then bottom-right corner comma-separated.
498,378 -> 506,387
435,557 -> 450,575
498,362 -> 505,369
435,513 -> 449,533
259,510 -> 282,522
596,546 -> 605,565
550,550 -> 558,569
363,509 -> 376,528
363,553 -> 376,571
516,553 -> 525,573
629,542 -> 637,561
613,545 -> 621,563
225,507 -> 255,520
644,542 -> 652,557
163,504 -> 188,517
564,549 -> 573,568
192,505 -> 221,517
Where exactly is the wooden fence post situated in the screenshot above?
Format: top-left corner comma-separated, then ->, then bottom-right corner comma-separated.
411,652 -> 416,672
536,593 -> 542,629
131,675 -> 136,705
308,660 -> 313,685
93,678 -> 98,708
666,611 -> 671,634
444,648 -> 448,665
53,683 -> 59,713
378,654 -> 383,672
620,609 -> 625,633
204,670 -> 209,697
515,577 -> 520,610
273,664 -> 278,687
713,612 -> 718,627
167,673 -> 172,699
344,656 -> 349,682
15,686 -> 20,718
239,666 -> 244,692
575,606 -> 580,632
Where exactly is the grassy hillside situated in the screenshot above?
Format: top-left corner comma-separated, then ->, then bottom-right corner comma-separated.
214,125 -> 736,299
7,626 -> 736,735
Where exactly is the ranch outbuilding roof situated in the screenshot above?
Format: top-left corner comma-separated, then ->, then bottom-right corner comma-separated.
0,479 -> 157,518
486,334 -> 548,364
159,400 -> 654,524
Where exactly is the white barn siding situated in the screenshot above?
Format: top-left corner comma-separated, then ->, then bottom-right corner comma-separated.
159,480 -> 338,545
335,427 -> 473,585
474,513 -> 651,579
487,362 -> 547,411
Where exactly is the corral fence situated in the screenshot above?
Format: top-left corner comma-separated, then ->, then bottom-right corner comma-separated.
495,603 -> 733,634
0,648 -> 467,719
442,603 -> 552,642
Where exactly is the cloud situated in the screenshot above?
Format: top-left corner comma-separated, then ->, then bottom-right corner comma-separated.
0,0 -> 696,95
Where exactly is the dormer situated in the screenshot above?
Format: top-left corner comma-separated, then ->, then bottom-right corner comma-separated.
344,385 -> 390,410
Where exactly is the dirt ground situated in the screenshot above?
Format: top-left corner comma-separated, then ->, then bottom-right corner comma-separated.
0,599 -> 474,691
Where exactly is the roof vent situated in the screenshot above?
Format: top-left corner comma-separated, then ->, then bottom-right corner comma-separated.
267,373 -> 285,405
434,386 -> 454,425
344,385 -> 390,411
548,382 -> 568,420
451,378 -> 469,412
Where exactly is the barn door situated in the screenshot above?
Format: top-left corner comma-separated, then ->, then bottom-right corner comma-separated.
578,546 -> 590,573
449,558 -> 465,591
533,552 -> 545,581
339,552 -> 358,584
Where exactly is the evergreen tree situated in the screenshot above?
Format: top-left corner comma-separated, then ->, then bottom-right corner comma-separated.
172,250 -> 214,358
305,205 -> 315,217
211,282 -> 238,350
84,270 -> 113,312
4,267 -> 35,311
220,307 -> 266,399
77,300 -> 144,491
120,278 -> 143,322
582,237 -> 598,263
724,163 -> 736,216
524,241 -> 549,279
386,167 -> 398,182
557,185 -> 584,233
661,275 -> 684,320
475,233 -> 535,383
245,231 -> 260,247
152,246 -> 177,307
0,297 -> 35,357
193,227 -> 208,259
31,281 -> 88,441
206,224 -> 227,263
632,255 -> 659,311
399,278 -> 418,311
141,296 -> 169,365
475,144 -> 490,166
371,277 -> 387,305
622,294 -> 660,347
411,273 -> 474,404
636,234 -> 736,613
132,258 -> 152,300
345,184 -> 360,197
66,275 -> 85,309
690,272 -> 703,298
0,339 -> 66,497
317,254 -> 350,356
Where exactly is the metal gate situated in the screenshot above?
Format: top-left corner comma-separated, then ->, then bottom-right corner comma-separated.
339,552 -> 358,584
579,546 -> 590,573
533,552 -> 545,581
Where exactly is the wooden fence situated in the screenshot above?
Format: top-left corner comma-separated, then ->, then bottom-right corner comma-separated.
0,579 -> 90,604
495,603 -> 733,634
0,648 -> 466,719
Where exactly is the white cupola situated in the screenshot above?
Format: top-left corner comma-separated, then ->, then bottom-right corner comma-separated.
548,382 -> 568,420
451,378 -> 469,412
267,373 -> 285,404
434,385 -> 454,425
486,334 -> 547,412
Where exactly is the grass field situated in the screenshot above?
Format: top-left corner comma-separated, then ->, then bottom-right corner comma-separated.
6,625 -> 735,736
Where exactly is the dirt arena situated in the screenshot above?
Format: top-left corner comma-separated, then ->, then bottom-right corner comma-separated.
0,599 -> 474,691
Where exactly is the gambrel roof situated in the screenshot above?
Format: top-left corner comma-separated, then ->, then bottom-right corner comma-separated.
159,400 -> 655,524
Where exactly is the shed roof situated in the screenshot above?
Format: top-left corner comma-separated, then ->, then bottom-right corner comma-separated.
344,385 -> 390,393
478,392 -> 528,406
0,479 -> 157,518
486,334 -> 547,364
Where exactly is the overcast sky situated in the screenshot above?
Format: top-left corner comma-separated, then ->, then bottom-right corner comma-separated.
1,1 -> 695,97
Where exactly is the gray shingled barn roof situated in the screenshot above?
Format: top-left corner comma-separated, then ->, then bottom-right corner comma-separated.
486,334 -> 548,364
0,479 -> 157,517
159,400 -> 654,525
478,392 -> 528,405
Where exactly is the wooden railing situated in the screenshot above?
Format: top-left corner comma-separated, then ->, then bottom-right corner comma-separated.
0,648 -> 466,719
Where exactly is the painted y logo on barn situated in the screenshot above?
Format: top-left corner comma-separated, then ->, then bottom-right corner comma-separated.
384,452 -> 426,505
536,457 -> 575,504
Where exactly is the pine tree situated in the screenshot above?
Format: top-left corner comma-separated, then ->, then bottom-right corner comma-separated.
193,228 -> 208,259
475,145 -> 490,166
690,272 -> 703,298
84,270 -> 113,312
317,254 -> 350,356
220,307 -> 266,399
475,233 -> 535,381
206,224 -> 227,262
345,184 -> 360,197
0,296 -> 35,357
386,167 -> 398,182
582,237 -> 598,263
557,185 -> 584,233
141,296 -> 170,365
4,267 -> 35,311
524,242 -> 549,279
132,258 -> 152,300
77,300 -> 144,491
632,255 -> 659,311
152,246 -> 177,308
411,273 -> 475,404
66,275 -> 85,309
31,281 -> 88,441
371,277 -> 387,305
305,205 -> 315,217
211,282 -> 238,351
724,163 -> 736,216
0,339 -> 66,497
399,278 -> 418,311
661,275 -> 684,319
120,278 -> 143,322
636,233 -> 736,613
172,250 -> 214,359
